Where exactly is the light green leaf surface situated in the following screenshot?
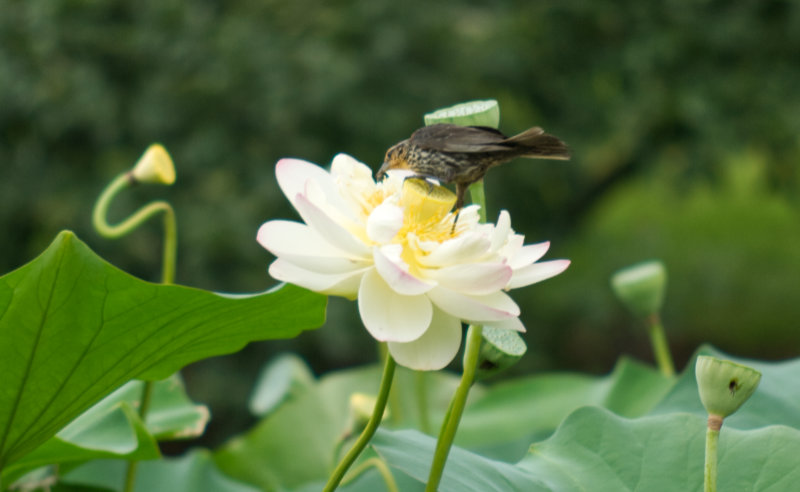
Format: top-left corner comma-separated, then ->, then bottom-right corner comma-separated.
248,353 -> 315,417
650,345 -> 800,429
215,365 -> 464,491
373,406 -> 800,491
457,357 -> 673,459
64,450 -> 259,492
4,402 -> 158,485
0,231 -> 326,469
4,374 -> 207,485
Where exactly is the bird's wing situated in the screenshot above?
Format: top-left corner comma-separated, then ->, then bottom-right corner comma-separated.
408,124 -> 512,153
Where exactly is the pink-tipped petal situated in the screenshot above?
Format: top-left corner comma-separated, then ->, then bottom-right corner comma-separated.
269,259 -> 366,299
490,210 -> 512,251
257,220 -> 369,274
509,241 -> 551,269
483,317 -> 526,333
388,308 -> 463,370
276,158 -> 356,219
427,286 -> 520,322
508,259 -> 571,289
418,233 -> 491,267
358,269 -> 433,342
425,263 -> 512,296
373,245 -> 435,296
294,193 -> 371,257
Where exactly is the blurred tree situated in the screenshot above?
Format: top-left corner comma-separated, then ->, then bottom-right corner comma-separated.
1,1 -> 800,439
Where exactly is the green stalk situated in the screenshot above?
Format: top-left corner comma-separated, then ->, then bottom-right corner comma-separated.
324,355 -> 397,492
415,371 -> 431,434
342,457 -> 399,492
93,171 -> 177,492
646,314 -> 675,377
704,416 -> 721,492
425,324 -> 483,491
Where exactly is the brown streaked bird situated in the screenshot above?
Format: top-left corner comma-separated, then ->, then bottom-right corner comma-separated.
377,123 -> 571,211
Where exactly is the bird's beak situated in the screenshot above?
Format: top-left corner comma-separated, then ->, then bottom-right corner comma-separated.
376,161 -> 391,181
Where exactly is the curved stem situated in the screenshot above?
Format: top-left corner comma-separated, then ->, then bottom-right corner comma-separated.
646,314 -> 675,377
323,355 -> 397,492
341,457 -> 399,492
93,171 -> 177,492
426,324 -> 483,491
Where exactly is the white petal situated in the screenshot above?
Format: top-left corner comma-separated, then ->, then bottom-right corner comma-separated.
425,263 -> 512,296
276,158 -> 357,220
330,153 -> 375,182
374,246 -> 435,296
508,259 -> 571,289
257,221 -> 369,273
483,317 -> 526,333
427,287 -> 520,322
490,210 -> 512,252
269,259 -> 366,299
367,202 -> 404,243
418,232 -> 491,267
294,193 -> 371,257
358,269 -> 432,342
388,308 -> 463,371
509,241 -> 551,269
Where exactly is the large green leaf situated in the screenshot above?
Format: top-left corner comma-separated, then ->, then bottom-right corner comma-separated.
372,407 -> 800,491
0,231 -> 326,470
457,357 -> 673,459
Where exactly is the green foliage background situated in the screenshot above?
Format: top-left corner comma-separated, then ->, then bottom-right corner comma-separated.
2,0 -> 799,445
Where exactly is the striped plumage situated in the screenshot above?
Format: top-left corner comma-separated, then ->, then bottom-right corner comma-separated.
377,123 -> 570,210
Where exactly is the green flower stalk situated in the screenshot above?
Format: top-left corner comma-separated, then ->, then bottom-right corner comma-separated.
611,260 -> 674,376
695,356 -> 762,492
91,143 -> 177,492
324,355 -> 396,492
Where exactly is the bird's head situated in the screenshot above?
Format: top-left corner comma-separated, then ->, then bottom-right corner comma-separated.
376,139 -> 410,181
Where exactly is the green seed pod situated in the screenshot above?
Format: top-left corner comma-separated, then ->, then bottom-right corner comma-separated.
610,260 -> 667,318
695,356 -> 761,418
475,325 -> 527,380
424,100 -> 500,129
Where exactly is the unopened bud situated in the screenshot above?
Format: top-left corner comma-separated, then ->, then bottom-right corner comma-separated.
130,144 -> 176,185
610,260 -> 667,318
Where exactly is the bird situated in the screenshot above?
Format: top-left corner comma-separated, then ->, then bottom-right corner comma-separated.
376,123 -> 571,213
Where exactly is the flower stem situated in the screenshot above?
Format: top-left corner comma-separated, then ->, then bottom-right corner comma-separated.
646,314 -> 675,377
92,171 -> 177,492
415,371 -> 431,434
426,324 -> 483,491
324,355 -> 397,492
704,415 -> 721,492
341,457 -> 399,492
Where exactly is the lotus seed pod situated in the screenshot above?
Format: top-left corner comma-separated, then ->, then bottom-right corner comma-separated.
695,355 -> 761,418
424,100 -> 500,129
610,260 -> 667,318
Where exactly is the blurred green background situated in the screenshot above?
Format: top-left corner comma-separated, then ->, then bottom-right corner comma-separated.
2,0 -> 799,446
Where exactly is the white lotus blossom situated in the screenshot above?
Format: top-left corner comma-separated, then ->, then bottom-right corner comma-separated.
257,154 -> 569,370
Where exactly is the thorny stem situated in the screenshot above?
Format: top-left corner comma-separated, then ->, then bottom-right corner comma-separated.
323,355 -> 397,492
